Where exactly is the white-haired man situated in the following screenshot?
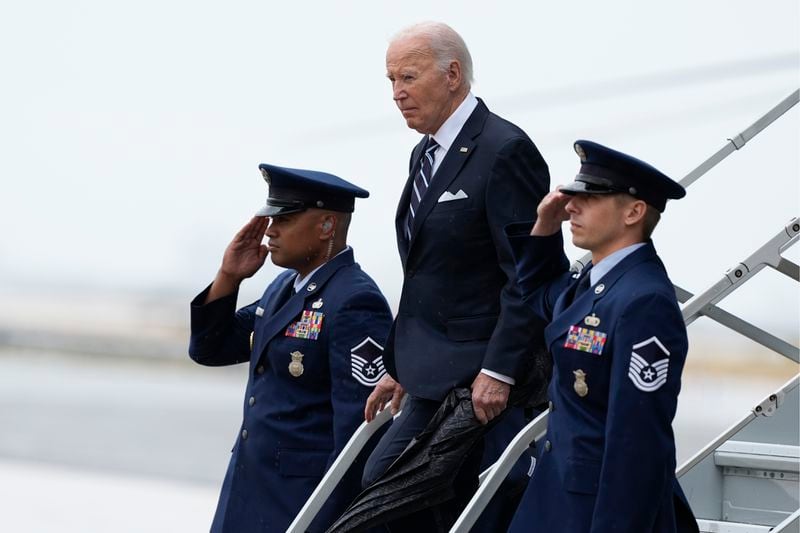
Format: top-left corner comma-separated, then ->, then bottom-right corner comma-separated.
361,21 -> 551,530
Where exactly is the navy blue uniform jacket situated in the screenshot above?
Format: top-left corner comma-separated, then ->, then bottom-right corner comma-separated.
506,230 -> 697,532
386,99 -> 550,401
189,249 -> 392,533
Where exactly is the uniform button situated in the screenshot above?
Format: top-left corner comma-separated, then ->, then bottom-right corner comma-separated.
248,396 -> 256,407
256,365 -> 265,375
241,429 -> 248,440
548,401 -> 554,412
544,440 -> 552,452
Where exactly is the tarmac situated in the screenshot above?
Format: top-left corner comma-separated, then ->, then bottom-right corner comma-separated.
0,343 -> 796,532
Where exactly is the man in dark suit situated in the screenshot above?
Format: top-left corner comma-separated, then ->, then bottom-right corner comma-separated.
505,140 -> 698,532
189,165 -> 393,533
361,21 -> 551,529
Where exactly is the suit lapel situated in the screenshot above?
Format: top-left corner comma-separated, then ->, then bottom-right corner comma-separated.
546,268 -> 594,347
253,249 -> 355,364
408,101 -> 489,244
545,244 -> 658,347
395,139 -> 427,261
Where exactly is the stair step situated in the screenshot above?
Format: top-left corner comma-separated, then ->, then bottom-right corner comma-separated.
715,441 -> 800,473
697,519 -> 772,532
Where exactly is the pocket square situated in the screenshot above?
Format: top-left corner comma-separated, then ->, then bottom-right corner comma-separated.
438,189 -> 469,203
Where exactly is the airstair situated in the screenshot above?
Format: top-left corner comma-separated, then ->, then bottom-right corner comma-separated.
288,89 -> 800,533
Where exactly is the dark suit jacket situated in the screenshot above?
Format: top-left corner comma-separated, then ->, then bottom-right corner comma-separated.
505,230 -> 697,533
384,99 -> 550,401
189,249 -> 393,533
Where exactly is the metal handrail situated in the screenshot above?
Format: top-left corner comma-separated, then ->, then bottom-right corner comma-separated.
570,89 -> 800,273
449,411 -> 548,532
286,406 -> 396,533
773,508 -> 800,533
676,374 -> 799,476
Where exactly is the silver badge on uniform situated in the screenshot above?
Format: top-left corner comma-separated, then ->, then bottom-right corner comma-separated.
350,337 -> 386,386
573,369 -> 588,397
312,298 -> 323,309
306,283 -> 317,292
584,313 -> 600,327
289,351 -> 305,377
255,306 -> 265,317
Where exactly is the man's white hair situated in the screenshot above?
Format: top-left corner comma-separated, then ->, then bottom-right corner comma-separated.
391,21 -> 474,88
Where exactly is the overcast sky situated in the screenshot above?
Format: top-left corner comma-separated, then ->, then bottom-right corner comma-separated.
1,0 -> 798,334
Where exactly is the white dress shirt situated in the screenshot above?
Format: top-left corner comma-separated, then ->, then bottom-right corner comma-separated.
428,92 -> 478,176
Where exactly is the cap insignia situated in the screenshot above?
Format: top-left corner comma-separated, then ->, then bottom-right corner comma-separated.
574,143 -> 587,162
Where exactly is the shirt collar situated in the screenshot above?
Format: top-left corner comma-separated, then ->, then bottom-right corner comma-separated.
431,92 -> 478,151
293,246 -> 351,292
589,242 -> 646,285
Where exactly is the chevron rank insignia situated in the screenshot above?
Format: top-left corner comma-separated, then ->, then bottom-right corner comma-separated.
285,310 -> 324,340
350,337 -> 386,386
564,325 -> 607,355
628,336 -> 670,392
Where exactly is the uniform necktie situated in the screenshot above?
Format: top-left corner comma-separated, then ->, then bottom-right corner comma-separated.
406,136 -> 439,239
571,271 -> 592,304
276,280 -> 295,309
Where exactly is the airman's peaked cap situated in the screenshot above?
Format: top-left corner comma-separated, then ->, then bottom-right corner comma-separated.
562,140 -> 685,212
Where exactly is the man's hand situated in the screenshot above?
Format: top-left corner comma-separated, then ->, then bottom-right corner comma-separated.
471,373 -> 511,425
364,374 -> 406,422
531,189 -> 571,236
206,216 -> 270,303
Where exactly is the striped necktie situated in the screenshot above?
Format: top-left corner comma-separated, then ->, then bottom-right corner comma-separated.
406,136 -> 439,239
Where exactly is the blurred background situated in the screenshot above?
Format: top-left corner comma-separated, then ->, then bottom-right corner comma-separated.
1,1 -> 798,530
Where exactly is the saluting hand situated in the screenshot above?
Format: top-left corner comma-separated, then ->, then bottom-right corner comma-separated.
364,374 -> 406,422
205,216 -> 270,304
531,188 -> 571,236
220,216 -> 271,280
471,373 -> 510,425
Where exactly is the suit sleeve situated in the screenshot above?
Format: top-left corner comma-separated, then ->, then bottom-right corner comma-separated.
188,284 -> 256,366
506,227 -> 572,322
590,292 -> 688,532
481,137 -> 550,379
308,285 -> 394,532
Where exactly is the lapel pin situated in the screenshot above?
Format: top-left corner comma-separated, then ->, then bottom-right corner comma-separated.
255,306 -> 264,317
306,282 -> 317,292
594,283 -> 605,294
312,298 -> 323,309
459,147 -> 468,153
